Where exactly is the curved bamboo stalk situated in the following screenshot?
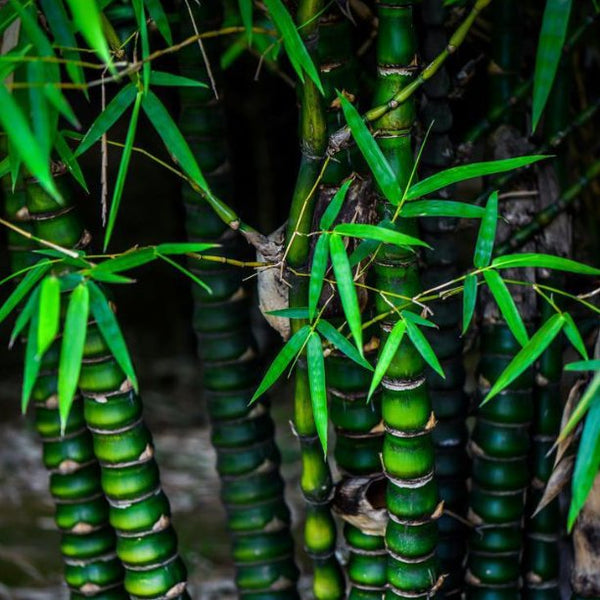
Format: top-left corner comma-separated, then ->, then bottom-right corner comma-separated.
176,2 -> 300,597
419,2 -> 468,597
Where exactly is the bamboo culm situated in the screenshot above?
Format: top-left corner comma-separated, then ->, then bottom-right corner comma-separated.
371,2 -> 441,598
177,1 -> 300,597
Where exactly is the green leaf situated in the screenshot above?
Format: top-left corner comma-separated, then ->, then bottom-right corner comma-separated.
320,179 -> 352,230
492,253 -> 600,276
484,313 -> 565,404
251,325 -> 311,402
58,283 -> 90,427
265,307 -> 310,319
568,392 -> 600,531
337,92 -> 400,205
532,0 -> 572,133
307,332 -> 328,455
483,269 -> 529,347
238,0 -> 253,44
65,0 -> 112,66
55,131 -> 88,193
334,223 -> 429,248
88,281 -> 138,392
349,238 -> 379,267
149,71 -> 209,88
405,318 -> 445,378
0,85 -> 60,202
406,156 -> 548,201
462,273 -> 477,335
368,320 -> 406,400
474,191 -> 498,268
400,200 -> 486,219
316,320 -> 373,371
142,90 -> 209,192
566,360 -> 600,372
10,286 -> 39,349
37,276 -> 60,358
563,313 -> 588,360
309,233 -> 329,320
156,242 -> 216,255
329,234 -> 363,353
0,261 -> 52,326
92,247 -> 156,274
560,370 -> 600,442
22,301 -> 42,413
27,61 -> 53,160
104,91 -> 142,250
132,0 -> 150,93
400,310 -> 437,329
157,253 -> 212,295
75,84 -> 137,157
263,0 -> 323,93
144,0 -> 172,45
88,270 -> 136,284
0,156 -> 8,179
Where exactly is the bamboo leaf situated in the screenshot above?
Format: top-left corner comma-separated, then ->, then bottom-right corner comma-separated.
37,276 -> 60,358
406,156 -> 548,201
92,247 -> 157,274
88,281 -> 138,392
266,307 -> 310,319
263,0 -> 323,93
400,200 -> 486,219
22,301 -> 42,413
368,320 -> 406,400
309,233 -> 329,320
349,238 -> 379,267
0,85 -> 60,201
566,360 -> 600,372
0,261 -> 52,326
144,0 -> 172,45
560,371 -> 600,442
462,273 -> 477,335
10,286 -> 39,349
405,318 -> 445,378
563,313 -> 588,360
484,313 -> 565,404
251,325 -> 311,402
474,191 -> 498,268
316,320 -> 372,371
104,90 -> 142,250
88,270 -> 135,284
27,61 -> 53,160
568,392 -> 600,531
157,253 -> 212,295
55,131 -> 88,192
238,0 -> 253,43
483,269 -> 529,346
401,310 -> 437,328
334,223 -> 429,248
149,71 -> 208,88
156,242 -> 216,255
65,0 -> 112,66
142,90 -> 209,192
492,253 -> 600,276
338,92 -> 401,205
58,283 -> 90,427
132,0 -> 150,93
320,179 -> 352,230
75,83 -> 137,157
532,0 -> 572,133
329,234 -> 363,353
307,332 -> 328,455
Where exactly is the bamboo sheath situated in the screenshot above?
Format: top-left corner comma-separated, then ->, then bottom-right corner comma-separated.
418,1 -> 468,597
1,179 -> 127,599
20,176 -> 190,600
370,2 -> 442,598
176,2 -> 299,597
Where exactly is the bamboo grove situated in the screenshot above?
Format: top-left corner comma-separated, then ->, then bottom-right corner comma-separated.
1,0 -> 600,599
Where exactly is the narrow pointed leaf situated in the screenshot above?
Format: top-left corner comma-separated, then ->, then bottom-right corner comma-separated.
484,313 -> 565,403
474,191 -> 498,268
149,71 -> 208,88
309,233 -> 329,319
58,283 -> 90,427
483,269 -> 529,346
251,325 -> 311,402
566,360 -> 600,372
55,132 -> 88,192
462,273 -> 477,334
400,200 -> 486,219
406,156 -> 548,201
368,320 -> 406,400
405,318 -> 445,378
37,276 -> 60,358
157,253 -> 212,295
132,0 -> 150,93
156,242 -> 216,255
338,92 -> 401,205
563,313 -> 588,360
65,0 -> 112,66
88,281 -> 138,392
320,179 -> 352,230
22,304 -> 41,413
10,286 -> 39,349
307,332 -> 328,455
334,223 -> 429,248
560,371 -> 600,442
238,0 -> 253,43
144,0 -> 172,45
401,311 -> 437,328
329,234 -> 362,352
349,238 -> 379,267
316,320 -> 373,371
266,307 -> 310,319
492,253 -> 600,276
92,248 -> 156,275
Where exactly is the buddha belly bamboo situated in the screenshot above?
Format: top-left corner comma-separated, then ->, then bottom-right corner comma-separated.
22,178 -> 190,600
419,2 -> 468,597
176,2 -> 299,597
371,2 -> 441,598
1,180 -> 127,600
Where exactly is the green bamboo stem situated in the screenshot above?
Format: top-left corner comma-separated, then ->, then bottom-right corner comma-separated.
21,177 -> 190,600
370,2 -> 443,598
419,2 -> 468,597
1,179 -> 127,600
177,2 -> 299,597
284,1 -> 345,597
